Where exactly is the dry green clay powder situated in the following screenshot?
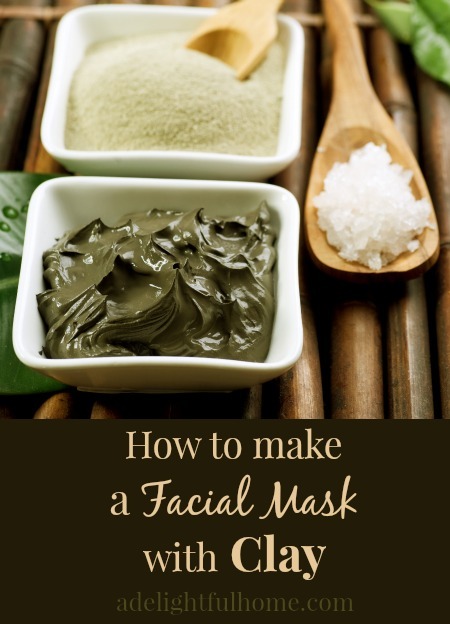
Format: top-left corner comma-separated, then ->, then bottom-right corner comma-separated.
65,31 -> 285,156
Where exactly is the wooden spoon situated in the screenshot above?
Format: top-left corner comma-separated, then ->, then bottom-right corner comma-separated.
185,0 -> 285,80
304,0 -> 439,283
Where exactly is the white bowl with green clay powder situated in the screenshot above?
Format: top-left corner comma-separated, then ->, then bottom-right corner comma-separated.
13,177 -> 303,393
41,4 -> 304,181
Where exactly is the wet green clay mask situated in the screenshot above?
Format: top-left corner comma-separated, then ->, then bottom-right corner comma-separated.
37,203 -> 276,362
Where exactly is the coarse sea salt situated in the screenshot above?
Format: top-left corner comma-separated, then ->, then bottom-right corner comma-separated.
313,142 -> 433,270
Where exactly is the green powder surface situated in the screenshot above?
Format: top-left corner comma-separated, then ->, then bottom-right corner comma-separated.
64,31 -> 285,156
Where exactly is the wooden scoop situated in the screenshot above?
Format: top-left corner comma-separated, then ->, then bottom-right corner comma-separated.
304,0 -> 439,283
185,0 -> 285,80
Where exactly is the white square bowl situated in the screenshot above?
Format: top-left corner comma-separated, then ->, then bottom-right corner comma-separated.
13,177 -> 303,392
40,4 -> 304,181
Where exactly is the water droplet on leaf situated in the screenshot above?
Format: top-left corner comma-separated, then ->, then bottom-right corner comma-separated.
3,205 -> 19,219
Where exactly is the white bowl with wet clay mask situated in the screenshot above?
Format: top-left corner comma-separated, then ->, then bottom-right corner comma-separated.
13,177 -> 303,393
40,4 -> 304,181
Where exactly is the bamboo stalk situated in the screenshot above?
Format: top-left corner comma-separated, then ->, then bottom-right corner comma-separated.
0,6 -> 68,21
274,0 -> 324,420
0,402 -> 14,419
0,6 -> 379,27
433,247 -> 450,419
186,0 -> 231,6
0,0 -> 49,170
242,384 -> 263,420
33,391 -> 76,419
368,29 -> 417,151
417,70 -> 450,419
24,1 -> 91,173
330,294 -> 383,419
91,399 -> 121,419
369,27 -> 434,419
1,395 -> 56,419
151,0 -> 194,6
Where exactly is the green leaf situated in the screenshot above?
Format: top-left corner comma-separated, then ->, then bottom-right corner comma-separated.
365,0 -> 450,87
415,0 -> 450,39
411,0 -> 450,86
365,1 -> 413,44
0,172 -> 68,395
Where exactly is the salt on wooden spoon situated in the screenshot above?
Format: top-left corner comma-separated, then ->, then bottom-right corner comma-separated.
304,0 -> 439,283
185,0 -> 285,80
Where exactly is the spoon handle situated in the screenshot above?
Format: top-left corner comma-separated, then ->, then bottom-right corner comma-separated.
245,0 -> 285,11
323,0 -> 377,121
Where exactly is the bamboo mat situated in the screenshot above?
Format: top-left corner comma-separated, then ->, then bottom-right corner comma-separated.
0,0 -> 448,420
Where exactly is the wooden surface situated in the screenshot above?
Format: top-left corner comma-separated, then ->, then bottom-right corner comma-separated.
0,0 -> 449,419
